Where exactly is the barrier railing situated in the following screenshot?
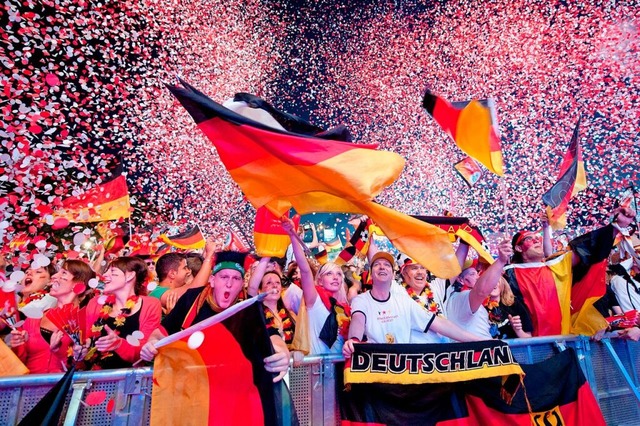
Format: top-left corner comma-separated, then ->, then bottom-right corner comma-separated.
0,336 -> 638,425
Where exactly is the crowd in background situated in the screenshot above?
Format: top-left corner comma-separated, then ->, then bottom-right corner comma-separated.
2,203 -> 639,379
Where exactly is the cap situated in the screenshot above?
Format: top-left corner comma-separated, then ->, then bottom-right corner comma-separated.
213,251 -> 247,277
370,251 -> 395,269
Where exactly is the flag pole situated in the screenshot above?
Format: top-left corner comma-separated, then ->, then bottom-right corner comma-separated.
197,223 -> 208,253
154,292 -> 269,349
501,177 -> 509,238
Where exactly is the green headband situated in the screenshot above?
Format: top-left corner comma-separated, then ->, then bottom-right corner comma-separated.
213,261 -> 245,277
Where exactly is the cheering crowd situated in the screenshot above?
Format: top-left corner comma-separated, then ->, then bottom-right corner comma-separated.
1,203 -> 639,380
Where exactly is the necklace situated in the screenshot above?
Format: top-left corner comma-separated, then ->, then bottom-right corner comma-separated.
483,298 -> 502,338
19,290 -> 49,308
78,293 -> 139,369
264,303 -> 295,344
403,282 -> 442,315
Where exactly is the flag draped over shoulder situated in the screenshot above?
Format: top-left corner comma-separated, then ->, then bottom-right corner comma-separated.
568,224 -> 616,335
422,90 -> 504,176
52,164 -> 131,223
504,252 -> 573,336
151,303 -> 291,426
159,224 -> 206,250
542,118 -> 587,230
340,347 -> 605,426
169,81 -> 461,278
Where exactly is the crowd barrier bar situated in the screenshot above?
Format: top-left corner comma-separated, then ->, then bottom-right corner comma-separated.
0,335 -> 638,425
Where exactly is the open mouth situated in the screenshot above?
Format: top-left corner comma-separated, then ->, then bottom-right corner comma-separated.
223,291 -> 231,300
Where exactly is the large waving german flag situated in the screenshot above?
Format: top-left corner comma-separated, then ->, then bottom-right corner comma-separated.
423,90 -> 504,176
52,164 -> 130,223
542,118 -> 587,230
169,81 -> 461,278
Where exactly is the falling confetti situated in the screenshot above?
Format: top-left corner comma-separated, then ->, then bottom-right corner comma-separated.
0,0 -> 637,257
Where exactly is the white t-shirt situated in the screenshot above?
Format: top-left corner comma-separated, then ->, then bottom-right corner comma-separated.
610,275 -> 640,312
351,288 -> 435,344
445,290 -> 493,340
397,281 -> 449,343
307,296 -> 344,355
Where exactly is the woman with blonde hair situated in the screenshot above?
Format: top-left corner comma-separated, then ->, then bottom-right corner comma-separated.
282,218 -> 350,355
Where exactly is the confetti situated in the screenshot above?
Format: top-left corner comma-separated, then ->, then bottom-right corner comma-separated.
0,0 -> 637,258
84,391 -> 107,406
187,331 -> 205,350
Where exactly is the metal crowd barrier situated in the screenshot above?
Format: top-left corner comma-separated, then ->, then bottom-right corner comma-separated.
0,336 -> 638,425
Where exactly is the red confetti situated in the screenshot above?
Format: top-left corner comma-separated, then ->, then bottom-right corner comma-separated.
52,218 -> 69,230
106,398 -> 115,413
45,73 -> 60,86
84,390 -> 107,406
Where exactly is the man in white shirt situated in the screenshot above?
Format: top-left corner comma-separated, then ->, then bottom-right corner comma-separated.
343,251 -> 484,357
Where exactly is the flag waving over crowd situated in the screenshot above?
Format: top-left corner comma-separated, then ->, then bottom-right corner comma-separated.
422,90 -> 504,176
254,207 -> 300,257
159,224 -> 206,250
52,163 -> 131,223
169,81 -> 462,278
542,118 -> 587,230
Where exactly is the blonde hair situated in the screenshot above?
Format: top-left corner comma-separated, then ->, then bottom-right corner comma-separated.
315,262 -> 347,304
499,277 -> 515,306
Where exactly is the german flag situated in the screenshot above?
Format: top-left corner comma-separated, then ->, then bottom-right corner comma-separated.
169,81 -> 461,279
52,164 -> 130,223
461,348 -> 605,426
423,90 -> 503,176
340,347 -> 605,426
159,225 -> 205,250
335,246 -> 357,266
253,207 -> 299,258
412,215 -> 493,265
542,118 -> 587,230
568,224 -> 617,335
504,253 -> 573,336
151,302 -> 294,426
